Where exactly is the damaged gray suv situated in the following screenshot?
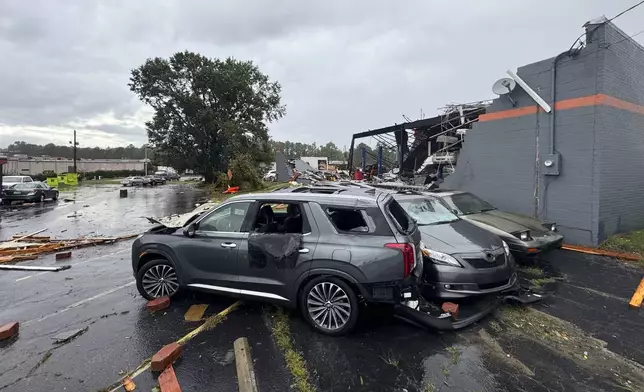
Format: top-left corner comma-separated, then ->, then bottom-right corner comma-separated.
132,191 -> 423,335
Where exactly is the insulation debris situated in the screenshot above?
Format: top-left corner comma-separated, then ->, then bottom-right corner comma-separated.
0,230 -> 137,263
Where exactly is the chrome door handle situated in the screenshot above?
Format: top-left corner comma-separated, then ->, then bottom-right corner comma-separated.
298,248 -> 310,254
221,243 -> 237,248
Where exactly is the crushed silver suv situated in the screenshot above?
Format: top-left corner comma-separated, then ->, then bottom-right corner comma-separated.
132,191 -> 423,335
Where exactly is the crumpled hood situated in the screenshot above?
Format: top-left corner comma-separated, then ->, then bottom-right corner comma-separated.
146,202 -> 219,228
419,219 -> 503,255
463,210 -> 548,235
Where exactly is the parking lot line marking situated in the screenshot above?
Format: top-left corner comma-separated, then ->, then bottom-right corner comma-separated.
105,301 -> 242,392
184,304 -> 209,321
629,278 -> 644,309
23,281 -> 135,326
15,249 -> 129,282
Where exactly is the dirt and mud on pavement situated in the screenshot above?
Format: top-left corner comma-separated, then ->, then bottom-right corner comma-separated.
1,182 -> 642,392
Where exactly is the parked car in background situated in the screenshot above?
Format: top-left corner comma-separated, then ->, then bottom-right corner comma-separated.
132,191 -> 423,335
263,170 -> 277,181
1,175 -> 34,191
143,175 -> 166,186
2,182 -> 59,204
121,177 -> 145,187
392,191 -> 517,300
432,190 -> 564,258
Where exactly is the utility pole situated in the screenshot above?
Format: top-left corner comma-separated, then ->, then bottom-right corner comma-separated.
144,144 -> 148,176
71,130 -> 78,173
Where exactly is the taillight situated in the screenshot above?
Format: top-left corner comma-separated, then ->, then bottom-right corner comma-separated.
385,243 -> 415,278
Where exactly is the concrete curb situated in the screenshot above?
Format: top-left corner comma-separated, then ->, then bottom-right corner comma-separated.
234,337 -> 258,392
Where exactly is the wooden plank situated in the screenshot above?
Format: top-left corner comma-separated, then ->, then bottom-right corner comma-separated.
629,278 -> 644,309
561,244 -> 642,262
12,229 -> 48,242
234,337 -> 258,392
184,304 -> 208,322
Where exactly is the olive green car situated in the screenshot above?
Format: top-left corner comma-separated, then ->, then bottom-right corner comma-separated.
431,190 -> 563,258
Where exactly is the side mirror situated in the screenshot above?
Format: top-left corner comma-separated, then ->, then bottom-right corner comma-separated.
183,223 -> 197,238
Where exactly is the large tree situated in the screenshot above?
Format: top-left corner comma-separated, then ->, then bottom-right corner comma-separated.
129,51 -> 285,182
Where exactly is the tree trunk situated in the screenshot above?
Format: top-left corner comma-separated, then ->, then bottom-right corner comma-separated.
203,171 -> 217,184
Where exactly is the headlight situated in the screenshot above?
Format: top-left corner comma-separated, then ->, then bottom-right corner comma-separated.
502,240 -> 510,256
421,246 -> 462,267
517,230 -> 530,241
542,222 -> 556,232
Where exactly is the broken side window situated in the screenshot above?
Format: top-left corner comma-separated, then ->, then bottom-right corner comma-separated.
325,207 -> 369,233
252,202 -> 308,234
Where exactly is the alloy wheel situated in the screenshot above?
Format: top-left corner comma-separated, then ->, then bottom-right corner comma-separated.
142,264 -> 179,298
306,282 -> 352,331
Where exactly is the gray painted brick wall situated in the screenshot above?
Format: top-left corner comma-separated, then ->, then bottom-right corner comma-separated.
595,23 -> 644,242
446,21 -> 644,246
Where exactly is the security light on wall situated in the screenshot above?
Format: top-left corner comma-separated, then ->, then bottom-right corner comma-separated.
492,77 -> 517,106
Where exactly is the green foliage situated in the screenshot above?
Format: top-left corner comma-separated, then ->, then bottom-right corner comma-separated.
229,153 -> 263,190
129,51 -> 285,183
600,230 -> 644,259
270,140 -> 347,162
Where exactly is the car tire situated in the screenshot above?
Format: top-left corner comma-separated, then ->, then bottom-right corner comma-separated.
136,259 -> 181,300
299,276 -> 359,336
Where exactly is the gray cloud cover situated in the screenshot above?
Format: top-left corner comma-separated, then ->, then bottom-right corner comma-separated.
0,0 -> 641,148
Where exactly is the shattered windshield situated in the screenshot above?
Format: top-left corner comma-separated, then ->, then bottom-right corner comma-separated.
397,197 -> 459,225
12,183 -> 38,189
444,192 -> 496,215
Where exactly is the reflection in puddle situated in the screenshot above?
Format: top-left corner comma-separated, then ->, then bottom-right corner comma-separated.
422,343 -> 500,392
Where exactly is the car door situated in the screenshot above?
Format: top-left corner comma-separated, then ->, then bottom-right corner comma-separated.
178,201 -> 253,294
236,201 -> 318,303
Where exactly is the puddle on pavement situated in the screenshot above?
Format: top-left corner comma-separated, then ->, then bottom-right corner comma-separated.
421,343 -> 500,392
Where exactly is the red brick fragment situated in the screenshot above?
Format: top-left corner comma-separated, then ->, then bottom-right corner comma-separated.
441,302 -> 459,320
55,251 -> 72,260
151,342 -> 182,372
158,365 -> 182,392
147,296 -> 170,312
0,322 -> 19,341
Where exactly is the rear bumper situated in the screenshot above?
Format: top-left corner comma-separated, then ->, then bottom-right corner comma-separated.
421,258 -> 517,300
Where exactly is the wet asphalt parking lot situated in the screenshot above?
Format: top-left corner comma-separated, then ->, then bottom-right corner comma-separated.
0,182 -> 643,392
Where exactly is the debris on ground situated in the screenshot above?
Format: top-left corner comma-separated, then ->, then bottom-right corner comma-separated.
147,297 -> 171,312
122,376 -> 136,391
184,304 -> 208,321
0,322 -> 20,341
55,251 -> 72,260
0,230 -> 137,263
145,202 -> 219,228
0,264 -> 71,272
151,342 -> 182,372
52,326 -> 88,344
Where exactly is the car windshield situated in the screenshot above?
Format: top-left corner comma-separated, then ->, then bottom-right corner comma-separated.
443,192 -> 496,215
397,197 -> 459,225
3,176 -> 22,182
12,183 -> 37,189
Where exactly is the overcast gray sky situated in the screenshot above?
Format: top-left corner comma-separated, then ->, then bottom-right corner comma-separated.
0,0 -> 642,150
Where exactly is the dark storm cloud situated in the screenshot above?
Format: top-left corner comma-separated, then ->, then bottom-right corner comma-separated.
0,0 -> 642,148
